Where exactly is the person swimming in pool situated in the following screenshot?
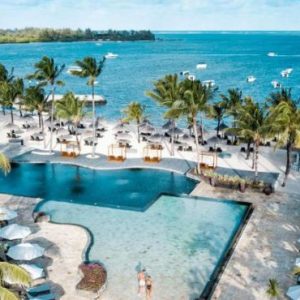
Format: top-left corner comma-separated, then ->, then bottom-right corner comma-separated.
145,275 -> 153,300
137,269 -> 146,296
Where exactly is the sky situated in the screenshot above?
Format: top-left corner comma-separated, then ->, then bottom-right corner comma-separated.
1,0 -> 300,31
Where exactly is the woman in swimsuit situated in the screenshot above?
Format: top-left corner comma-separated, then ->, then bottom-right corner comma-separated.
145,275 -> 153,300
137,269 -> 146,296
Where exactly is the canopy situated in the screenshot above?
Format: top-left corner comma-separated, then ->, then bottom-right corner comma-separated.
20,264 -> 44,280
167,127 -> 183,135
116,132 -> 132,140
0,224 -> 31,240
0,207 -> 17,221
7,243 -> 45,261
287,286 -> 300,300
148,133 -> 163,143
179,134 -> 194,144
140,124 -> 155,134
4,123 -> 20,130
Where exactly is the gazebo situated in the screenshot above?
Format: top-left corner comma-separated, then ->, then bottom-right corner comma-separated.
198,151 -> 218,171
107,144 -> 126,162
143,143 -> 162,163
60,141 -> 80,158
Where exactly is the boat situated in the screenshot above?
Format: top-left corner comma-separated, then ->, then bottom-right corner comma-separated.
281,68 -> 293,78
203,80 -> 216,87
271,81 -> 281,88
66,66 -> 82,74
105,52 -> 118,59
180,71 -> 190,76
196,63 -> 207,70
247,76 -> 256,83
267,52 -> 277,57
188,75 -> 196,81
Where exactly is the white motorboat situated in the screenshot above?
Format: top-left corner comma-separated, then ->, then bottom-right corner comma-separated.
196,63 -> 207,70
247,76 -> 256,83
281,68 -> 293,77
66,66 -> 82,74
267,52 -> 277,57
180,71 -> 190,76
105,52 -> 118,59
203,80 -> 216,87
271,80 -> 281,88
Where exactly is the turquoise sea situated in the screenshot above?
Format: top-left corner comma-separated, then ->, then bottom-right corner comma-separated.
0,32 -> 299,126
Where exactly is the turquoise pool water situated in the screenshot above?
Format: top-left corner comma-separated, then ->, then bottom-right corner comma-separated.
0,163 -> 196,211
38,195 -> 249,299
0,163 -> 250,298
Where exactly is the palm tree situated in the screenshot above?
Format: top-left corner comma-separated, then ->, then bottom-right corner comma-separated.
55,92 -> 86,151
28,56 -> 65,153
266,278 -> 280,299
267,99 -> 300,186
221,88 -> 244,135
0,153 -> 11,175
0,79 -> 23,124
173,78 -> 215,171
71,56 -> 105,158
208,101 -> 226,137
123,102 -> 145,143
0,63 -> 14,116
267,88 -> 292,107
146,74 -> 182,156
0,261 -> 31,300
229,97 -> 268,178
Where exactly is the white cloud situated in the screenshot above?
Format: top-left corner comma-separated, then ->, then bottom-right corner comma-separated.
0,0 -> 300,30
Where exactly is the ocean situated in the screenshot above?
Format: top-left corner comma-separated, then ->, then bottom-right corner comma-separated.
0,32 -> 299,127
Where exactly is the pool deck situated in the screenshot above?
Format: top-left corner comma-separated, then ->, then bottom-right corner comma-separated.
191,182 -> 300,300
0,194 -> 91,300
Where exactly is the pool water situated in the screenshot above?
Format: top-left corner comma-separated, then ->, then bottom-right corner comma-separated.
0,163 -> 196,211
0,163 -> 250,298
38,195 -> 249,299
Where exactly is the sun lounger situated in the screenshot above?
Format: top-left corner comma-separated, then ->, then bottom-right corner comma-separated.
27,283 -> 51,296
28,293 -> 56,300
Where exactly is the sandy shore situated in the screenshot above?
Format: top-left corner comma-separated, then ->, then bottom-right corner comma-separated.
0,194 -> 91,300
192,182 -> 300,300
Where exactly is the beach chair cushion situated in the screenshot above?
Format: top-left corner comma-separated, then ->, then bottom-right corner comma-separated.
28,293 -> 56,300
27,283 -> 51,296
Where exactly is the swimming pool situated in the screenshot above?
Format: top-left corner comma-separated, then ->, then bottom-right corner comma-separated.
0,163 -> 251,299
0,163 -> 197,211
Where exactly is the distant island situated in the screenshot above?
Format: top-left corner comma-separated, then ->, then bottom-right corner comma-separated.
0,28 -> 156,44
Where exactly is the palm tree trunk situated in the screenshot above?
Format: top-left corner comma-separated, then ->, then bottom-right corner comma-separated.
40,112 -> 46,149
19,104 -> 23,117
137,120 -> 140,143
49,86 -> 55,152
91,83 -> 96,158
193,116 -> 201,173
171,119 -> 175,156
10,105 -> 14,124
254,141 -> 259,178
200,114 -> 204,144
246,140 -> 251,160
282,140 -> 292,187
216,117 -> 221,137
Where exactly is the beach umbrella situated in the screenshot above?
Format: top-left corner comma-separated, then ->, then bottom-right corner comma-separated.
140,124 -> 155,134
0,224 -> 31,240
20,264 -> 44,280
0,207 -> 17,221
179,134 -> 194,144
116,132 -> 132,140
148,133 -> 163,143
167,127 -> 183,135
7,243 -> 45,261
112,123 -> 129,133
4,123 -> 20,131
286,286 -> 300,300
162,120 -> 173,130
207,136 -> 220,145
215,122 -> 228,131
